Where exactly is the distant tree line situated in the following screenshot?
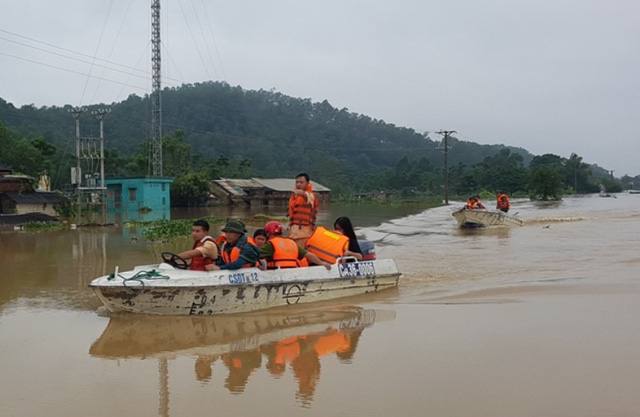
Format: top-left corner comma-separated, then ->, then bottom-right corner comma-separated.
0,82 -> 632,204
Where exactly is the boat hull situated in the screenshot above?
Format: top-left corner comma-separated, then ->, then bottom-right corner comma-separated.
452,208 -> 523,228
90,260 -> 400,316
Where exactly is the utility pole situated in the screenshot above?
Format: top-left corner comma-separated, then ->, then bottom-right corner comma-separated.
69,107 -> 86,225
150,0 -> 162,177
436,130 -> 455,205
93,108 -> 110,224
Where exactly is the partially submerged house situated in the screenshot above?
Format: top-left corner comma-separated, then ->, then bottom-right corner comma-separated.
0,191 -> 68,216
0,166 -> 68,221
211,178 -> 331,206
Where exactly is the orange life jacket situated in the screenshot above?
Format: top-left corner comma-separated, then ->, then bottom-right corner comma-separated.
216,233 -> 227,247
466,199 -> 477,210
497,193 -> 510,210
247,236 -> 256,246
274,336 -> 302,365
288,183 -> 318,226
220,240 -> 256,269
305,226 -> 349,264
190,236 -> 217,271
313,330 -> 350,356
267,237 -> 302,269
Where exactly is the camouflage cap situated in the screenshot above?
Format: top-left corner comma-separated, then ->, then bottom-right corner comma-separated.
221,220 -> 247,234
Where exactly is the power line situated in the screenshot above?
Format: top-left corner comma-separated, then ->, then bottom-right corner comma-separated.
199,0 -> 226,80
0,31 -> 184,85
0,51 -> 150,92
176,0 -> 213,80
79,0 -> 116,106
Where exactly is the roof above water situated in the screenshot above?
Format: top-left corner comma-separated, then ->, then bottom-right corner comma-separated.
214,178 -> 330,193
252,178 -> 330,192
1,191 -> 68,204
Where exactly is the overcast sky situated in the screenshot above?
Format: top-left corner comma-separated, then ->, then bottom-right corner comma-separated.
1,0 -> 638,176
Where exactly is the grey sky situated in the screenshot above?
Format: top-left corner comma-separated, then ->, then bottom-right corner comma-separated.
1,0 -> 638,176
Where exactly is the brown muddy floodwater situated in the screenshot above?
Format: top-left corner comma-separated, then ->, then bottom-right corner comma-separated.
1,196 -> 639,417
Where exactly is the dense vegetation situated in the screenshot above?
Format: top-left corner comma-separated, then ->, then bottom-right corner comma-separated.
0,82 -> 634,203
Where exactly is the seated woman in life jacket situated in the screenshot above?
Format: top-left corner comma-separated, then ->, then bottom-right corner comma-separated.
249,229 -> 267,247
176,219 -> 219,271
259,221 -> 331,270
333,217 -> 363,261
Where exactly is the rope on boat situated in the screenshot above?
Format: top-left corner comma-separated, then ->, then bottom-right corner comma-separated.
107,269 -> 170,290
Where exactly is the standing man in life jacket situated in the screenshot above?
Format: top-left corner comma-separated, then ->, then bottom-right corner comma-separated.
496,191 -> 511,213
260,221 -> 331,270
288,173 -> 318,247
206,220 -> 259,271
177,219 -> 219,271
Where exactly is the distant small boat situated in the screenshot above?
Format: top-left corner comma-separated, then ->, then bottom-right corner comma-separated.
452,208 -> 524,228
628,190 -> 640,194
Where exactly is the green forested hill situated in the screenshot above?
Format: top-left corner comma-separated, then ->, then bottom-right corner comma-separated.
12,82 -> 626,202
0,81 -> 533,188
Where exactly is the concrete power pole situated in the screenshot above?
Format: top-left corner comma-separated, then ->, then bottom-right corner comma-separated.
70,107 -> 86,225
436,130 -> 455,205
151,0 -> 162,177
93,108 -> 110,224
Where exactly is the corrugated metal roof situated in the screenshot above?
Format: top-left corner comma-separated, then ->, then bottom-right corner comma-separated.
213,179 -> 254,196
2,192 -> 68,204
213,178 -> 331,193
252,178 -> 331,192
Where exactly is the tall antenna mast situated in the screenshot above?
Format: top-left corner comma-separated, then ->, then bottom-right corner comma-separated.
151,0 -> 162,176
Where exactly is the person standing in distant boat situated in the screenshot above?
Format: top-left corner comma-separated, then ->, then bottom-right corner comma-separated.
496,191 -> 511,213
288,172 -> 318,247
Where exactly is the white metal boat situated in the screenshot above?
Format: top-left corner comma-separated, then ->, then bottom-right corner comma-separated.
89,256 -> 401,316
452,207 -> 524,228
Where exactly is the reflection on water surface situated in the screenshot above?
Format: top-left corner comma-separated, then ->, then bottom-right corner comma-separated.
90,306 -> 393,409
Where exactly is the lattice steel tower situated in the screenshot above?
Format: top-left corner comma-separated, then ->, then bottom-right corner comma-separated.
151,0 -> 162,176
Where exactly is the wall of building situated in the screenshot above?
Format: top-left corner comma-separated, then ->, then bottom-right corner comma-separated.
106,177 -> 172,215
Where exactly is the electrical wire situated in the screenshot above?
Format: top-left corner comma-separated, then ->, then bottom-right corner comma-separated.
78,0 -> 116,106
175,0 -> 214,80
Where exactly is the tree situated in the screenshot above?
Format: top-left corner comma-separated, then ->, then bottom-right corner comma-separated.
170,172 -> 210,207
162,130 -> 193,177
528,166 -> 563,200
474,148 -> 527,193
563,153 -> 591,193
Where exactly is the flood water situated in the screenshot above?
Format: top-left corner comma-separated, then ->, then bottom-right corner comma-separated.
1,195 -> 639,417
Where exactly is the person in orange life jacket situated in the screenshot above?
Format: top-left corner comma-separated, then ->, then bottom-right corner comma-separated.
251,229 -> 267,247
259,221 -> 331,270
177,219 -> 219,271
496,191 -> 511,213
465,195 -> 485,210
333,216 -> 363,261
288,172 -> 318,247
205,220 -> 259,271
216,233 -> 227,247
